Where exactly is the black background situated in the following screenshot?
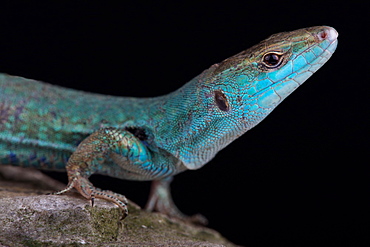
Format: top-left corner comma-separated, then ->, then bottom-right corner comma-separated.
0,2 -> 368,246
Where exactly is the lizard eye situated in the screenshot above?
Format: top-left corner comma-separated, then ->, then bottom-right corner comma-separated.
262,52 -> 283,68
214,90 -> 230,112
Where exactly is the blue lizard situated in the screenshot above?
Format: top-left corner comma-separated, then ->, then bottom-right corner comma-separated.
0,26 -> 338,223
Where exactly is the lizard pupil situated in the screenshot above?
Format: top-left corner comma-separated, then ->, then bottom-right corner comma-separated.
263,53 -> 282,67
214,90 -> 230,112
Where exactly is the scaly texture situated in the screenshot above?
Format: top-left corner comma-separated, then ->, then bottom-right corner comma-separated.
0,26 -> 338,222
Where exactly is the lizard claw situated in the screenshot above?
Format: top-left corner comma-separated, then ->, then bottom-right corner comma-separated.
52,176 -> 129,219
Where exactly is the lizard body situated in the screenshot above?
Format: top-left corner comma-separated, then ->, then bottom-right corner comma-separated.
0,26 -> 338,221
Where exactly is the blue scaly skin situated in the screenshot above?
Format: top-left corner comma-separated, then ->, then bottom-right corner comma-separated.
0,26 -> 338,223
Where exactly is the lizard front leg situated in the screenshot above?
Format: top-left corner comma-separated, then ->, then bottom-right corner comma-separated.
54,127 -> 165,219
54,127 -> 204,222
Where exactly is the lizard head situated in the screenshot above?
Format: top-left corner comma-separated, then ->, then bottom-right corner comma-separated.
175,26 -> 338,169
173,26 -> 338,170
204,26 -> 338,130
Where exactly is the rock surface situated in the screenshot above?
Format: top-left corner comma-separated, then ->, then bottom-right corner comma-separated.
0,167 -> 238,247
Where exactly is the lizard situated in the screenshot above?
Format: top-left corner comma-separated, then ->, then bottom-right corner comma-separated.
0,26 -> 338,223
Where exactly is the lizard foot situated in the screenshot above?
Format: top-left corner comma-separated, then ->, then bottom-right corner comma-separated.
145,178 -> 208,225
53,176 -> 128,219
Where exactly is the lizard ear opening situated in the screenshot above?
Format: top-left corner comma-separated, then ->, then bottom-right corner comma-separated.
214,90 -> 230,112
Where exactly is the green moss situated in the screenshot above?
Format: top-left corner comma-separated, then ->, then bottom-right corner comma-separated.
21,238 -> 86,247
87,205 -> 121,241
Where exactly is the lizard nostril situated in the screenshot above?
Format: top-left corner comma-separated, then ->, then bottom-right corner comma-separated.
317,27 -> 338,42
320,31 -> 327,40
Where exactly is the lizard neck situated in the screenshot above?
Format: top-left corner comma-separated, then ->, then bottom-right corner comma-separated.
150,65 -> 248,169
